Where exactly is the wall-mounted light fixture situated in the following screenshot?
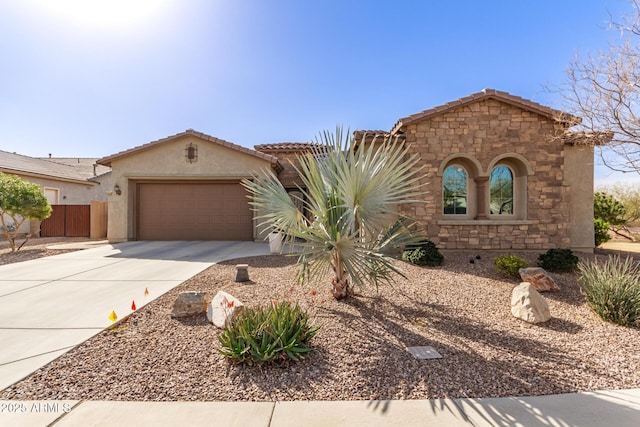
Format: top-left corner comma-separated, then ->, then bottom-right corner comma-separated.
185,143 -> 198,163
114,184 -> 121,195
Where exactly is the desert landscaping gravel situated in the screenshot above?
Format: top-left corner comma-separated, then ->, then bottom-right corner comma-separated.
2,250 -> 639,401
0,237 -> 87,265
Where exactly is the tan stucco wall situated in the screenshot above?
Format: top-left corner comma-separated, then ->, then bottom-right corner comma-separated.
106,135 -> 274,242
564,144 -> 596,252
11,174 -> 103,205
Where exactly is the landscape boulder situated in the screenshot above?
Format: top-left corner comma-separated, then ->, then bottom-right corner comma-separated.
170,291 -> 211,318
511,282 -> 551,324
519,267 -> 560,292
207,291 -> 245,328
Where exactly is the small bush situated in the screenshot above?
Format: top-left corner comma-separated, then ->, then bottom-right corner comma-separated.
537,248 -> 579,273
594,218 -> 611,247
402,239 -> 444,266
218,301 -> 319,365
494,254 -> 530,278
578,256 -> 640,327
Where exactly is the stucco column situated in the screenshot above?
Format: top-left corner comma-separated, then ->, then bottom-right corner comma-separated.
474,176 -> 489,220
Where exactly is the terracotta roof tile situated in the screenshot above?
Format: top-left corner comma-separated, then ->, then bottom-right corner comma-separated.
353,130 -> 406,144
254,142 -> 324,153
561,130 -> 613,146
391,88 -> 579,134
97,129 -> 281,169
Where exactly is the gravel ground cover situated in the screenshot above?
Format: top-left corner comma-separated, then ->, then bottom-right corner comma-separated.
0,237 -> 88,266
2,250 -> 639,401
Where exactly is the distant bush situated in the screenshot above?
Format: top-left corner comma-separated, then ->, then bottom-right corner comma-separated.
537,248 -> 579,273
578,256 -> 640,327
594,218 -> 612,247
402,239 -> 444,266
218,301 -> 318,365
494,255 -> 530,278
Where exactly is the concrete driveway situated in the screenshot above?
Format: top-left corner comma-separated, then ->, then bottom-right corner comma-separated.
0,241 -> 269,391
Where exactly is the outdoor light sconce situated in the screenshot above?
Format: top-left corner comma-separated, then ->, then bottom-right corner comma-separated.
185,143 -> 198,163
114,184 -> 122,195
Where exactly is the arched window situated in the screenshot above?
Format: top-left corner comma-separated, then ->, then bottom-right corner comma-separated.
443,165 -> 467,215
489,165 -> 513,215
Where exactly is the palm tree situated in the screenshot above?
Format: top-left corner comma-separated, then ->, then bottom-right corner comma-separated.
242,127 -> 425,299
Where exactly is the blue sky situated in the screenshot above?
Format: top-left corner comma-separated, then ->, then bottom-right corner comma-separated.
0,0 -> 635,185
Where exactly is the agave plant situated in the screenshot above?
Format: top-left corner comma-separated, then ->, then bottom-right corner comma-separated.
242,127 -> 425,299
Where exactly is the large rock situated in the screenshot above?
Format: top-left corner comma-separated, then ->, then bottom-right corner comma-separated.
170,291 -> 210,318
207,291 -> 245,328
511,282 -> 551,324
519,267 -> 560,292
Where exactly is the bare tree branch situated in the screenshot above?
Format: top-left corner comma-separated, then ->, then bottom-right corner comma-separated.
560,1 -> 640,173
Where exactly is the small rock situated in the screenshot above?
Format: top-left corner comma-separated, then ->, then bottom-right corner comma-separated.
519,267 -> 560,292
207,291 -> 245,328
235,264 -> 249,282
511,282 -> 551,324
475,255 -> 481,260
171,291 -> 210,318
469,259 -> 475,264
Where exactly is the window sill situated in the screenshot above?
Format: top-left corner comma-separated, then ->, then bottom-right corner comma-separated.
437,219 -> 534,226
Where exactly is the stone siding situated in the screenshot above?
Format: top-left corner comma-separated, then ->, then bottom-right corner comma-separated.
399,98 -> 572,250
273,151 -> 307,189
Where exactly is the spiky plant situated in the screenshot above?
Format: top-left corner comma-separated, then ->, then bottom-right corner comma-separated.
242,126 -> 425,299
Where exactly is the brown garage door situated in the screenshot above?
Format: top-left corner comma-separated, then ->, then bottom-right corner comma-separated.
137,182 -> 253,241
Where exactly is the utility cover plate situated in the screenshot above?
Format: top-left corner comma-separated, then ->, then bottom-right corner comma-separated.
407,346 -> 442,360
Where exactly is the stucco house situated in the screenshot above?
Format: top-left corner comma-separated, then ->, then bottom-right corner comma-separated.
97,89 -> 604,252
0,150 -> 110,235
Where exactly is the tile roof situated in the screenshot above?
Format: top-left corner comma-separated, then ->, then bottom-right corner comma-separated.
0,150 -> 97,184
254,142 -> 324,153
353,130 -> 406,144
561,130 -> 613,146
37,157 -> 111,180
97,129 -> 281,169
391,88 -> 579,134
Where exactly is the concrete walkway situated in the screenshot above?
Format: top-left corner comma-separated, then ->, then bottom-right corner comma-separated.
1,388 -> 639,426
0,241 -> 269,391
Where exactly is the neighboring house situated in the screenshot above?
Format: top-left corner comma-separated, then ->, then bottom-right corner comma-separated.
0,150 -> 110,234
97,89 -> 606,252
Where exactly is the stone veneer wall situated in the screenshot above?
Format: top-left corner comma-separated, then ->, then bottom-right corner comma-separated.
273,151 -> 308,189
399,98 -> 573,250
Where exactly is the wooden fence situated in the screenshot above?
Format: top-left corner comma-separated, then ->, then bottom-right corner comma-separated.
40,205 -> 91,237
90,200 -> 108,240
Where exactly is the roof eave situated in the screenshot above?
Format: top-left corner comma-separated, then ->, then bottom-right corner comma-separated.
391,89 -> 579,132
0,168 -> 98,185
97,129 -> 281,169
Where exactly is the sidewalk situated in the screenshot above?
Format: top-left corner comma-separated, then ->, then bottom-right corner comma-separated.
1,388 -> 639,426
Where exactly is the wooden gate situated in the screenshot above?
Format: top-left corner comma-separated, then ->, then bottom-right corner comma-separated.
41,205 -> 91,237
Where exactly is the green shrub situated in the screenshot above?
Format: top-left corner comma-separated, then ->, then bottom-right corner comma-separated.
402,239 -> 444,266
494,254 -> 530,278
218,301 -> 319,366
594,218 -> 611,247
537,248 -> 579,273
578,256 -> 640,327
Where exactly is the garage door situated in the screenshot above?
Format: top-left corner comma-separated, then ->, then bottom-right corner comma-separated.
137,182 -> 253,241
